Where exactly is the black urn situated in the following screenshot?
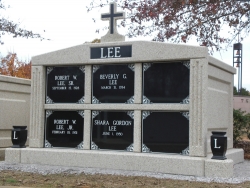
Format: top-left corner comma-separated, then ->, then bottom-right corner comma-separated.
11,126 -> 27,148
210,131 -> 227,160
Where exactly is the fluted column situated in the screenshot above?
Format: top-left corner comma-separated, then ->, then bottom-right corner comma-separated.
29,66 -> 45,148
189,59 -> 208,157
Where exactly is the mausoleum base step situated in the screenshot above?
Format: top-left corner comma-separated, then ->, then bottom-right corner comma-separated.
5,148 -> 243,178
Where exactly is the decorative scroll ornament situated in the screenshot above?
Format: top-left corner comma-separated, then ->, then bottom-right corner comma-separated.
47,67 -> 54,74
46,96 -> 54,104
126,144 -> 151,152
142,111 -> 151,120
77,96 -> 85,104
181,146 -> 189,156
126,143 -> 134,152
183,61 -> 190,69
46,110 -> 53,118
127,111 -> 134,119
92,96 -> 101,104
93,65 -> 101,73
143,95 -> 152,104
128,64 -> 135,71
142,144 -> 151,153
143,63 -> 152,71
76,141 -> 84,149
92,111 -> 100,119
91,142 -> 100,150
44,140 -> 53,148
77,111 -> 84,118
79,66 -> 85,73
126,96 -> 134,104
181,95 -> 189,104
181,112 -> 189,120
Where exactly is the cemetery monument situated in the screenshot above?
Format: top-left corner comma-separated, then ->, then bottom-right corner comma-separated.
5,2 -> 244,178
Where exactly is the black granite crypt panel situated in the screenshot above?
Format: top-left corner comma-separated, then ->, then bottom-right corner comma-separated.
92,64 -> 134,103
142,111 -> 189,153
45,111 -> 84,148
143,62 -> 190,103
46,66 -> 85,103
92,111 -> 134,150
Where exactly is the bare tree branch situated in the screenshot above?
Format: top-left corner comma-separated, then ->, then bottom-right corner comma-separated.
88,0 -> 250,53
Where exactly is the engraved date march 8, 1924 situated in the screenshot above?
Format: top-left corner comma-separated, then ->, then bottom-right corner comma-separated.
99,73 -> 127,90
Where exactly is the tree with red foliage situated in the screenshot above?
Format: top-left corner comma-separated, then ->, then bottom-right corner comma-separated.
15,61 -> 31,79
87,0 -> 250,53
0,52 -> 31,79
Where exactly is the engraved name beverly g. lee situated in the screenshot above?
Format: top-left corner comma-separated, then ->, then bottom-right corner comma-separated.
99,74 -> 127,89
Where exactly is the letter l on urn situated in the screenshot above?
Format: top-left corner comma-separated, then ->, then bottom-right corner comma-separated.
11,126 -> 28,148
211,132 -> 227,160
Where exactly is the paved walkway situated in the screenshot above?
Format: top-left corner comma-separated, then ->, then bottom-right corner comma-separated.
0,160 -> 250,184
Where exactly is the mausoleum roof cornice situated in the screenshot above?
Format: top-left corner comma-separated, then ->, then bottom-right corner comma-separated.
32,40 -> 208,67
208,56 -> 236,74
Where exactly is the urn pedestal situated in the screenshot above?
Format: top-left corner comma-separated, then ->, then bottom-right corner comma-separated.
211,132 -> 227,160
11,126 -> 27,148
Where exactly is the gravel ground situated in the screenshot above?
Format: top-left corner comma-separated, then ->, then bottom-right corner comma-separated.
1,160 -> 250,184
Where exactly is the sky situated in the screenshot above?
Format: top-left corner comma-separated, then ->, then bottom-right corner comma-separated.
0,0 -> 249,90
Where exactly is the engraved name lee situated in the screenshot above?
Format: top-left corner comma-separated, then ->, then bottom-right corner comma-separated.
94,120 -> 132,136
100,47 -> 121,58
90,45 -> 132,59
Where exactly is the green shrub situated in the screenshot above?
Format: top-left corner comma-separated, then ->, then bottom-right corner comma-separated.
245,113 -> 250,140
233,109 -> 248,145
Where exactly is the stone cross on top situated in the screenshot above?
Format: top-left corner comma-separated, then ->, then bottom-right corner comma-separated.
101,2 -> 125,43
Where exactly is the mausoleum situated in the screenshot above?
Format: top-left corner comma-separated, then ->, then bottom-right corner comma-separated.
5,2 -> 243,178
0,75 -> 30,159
